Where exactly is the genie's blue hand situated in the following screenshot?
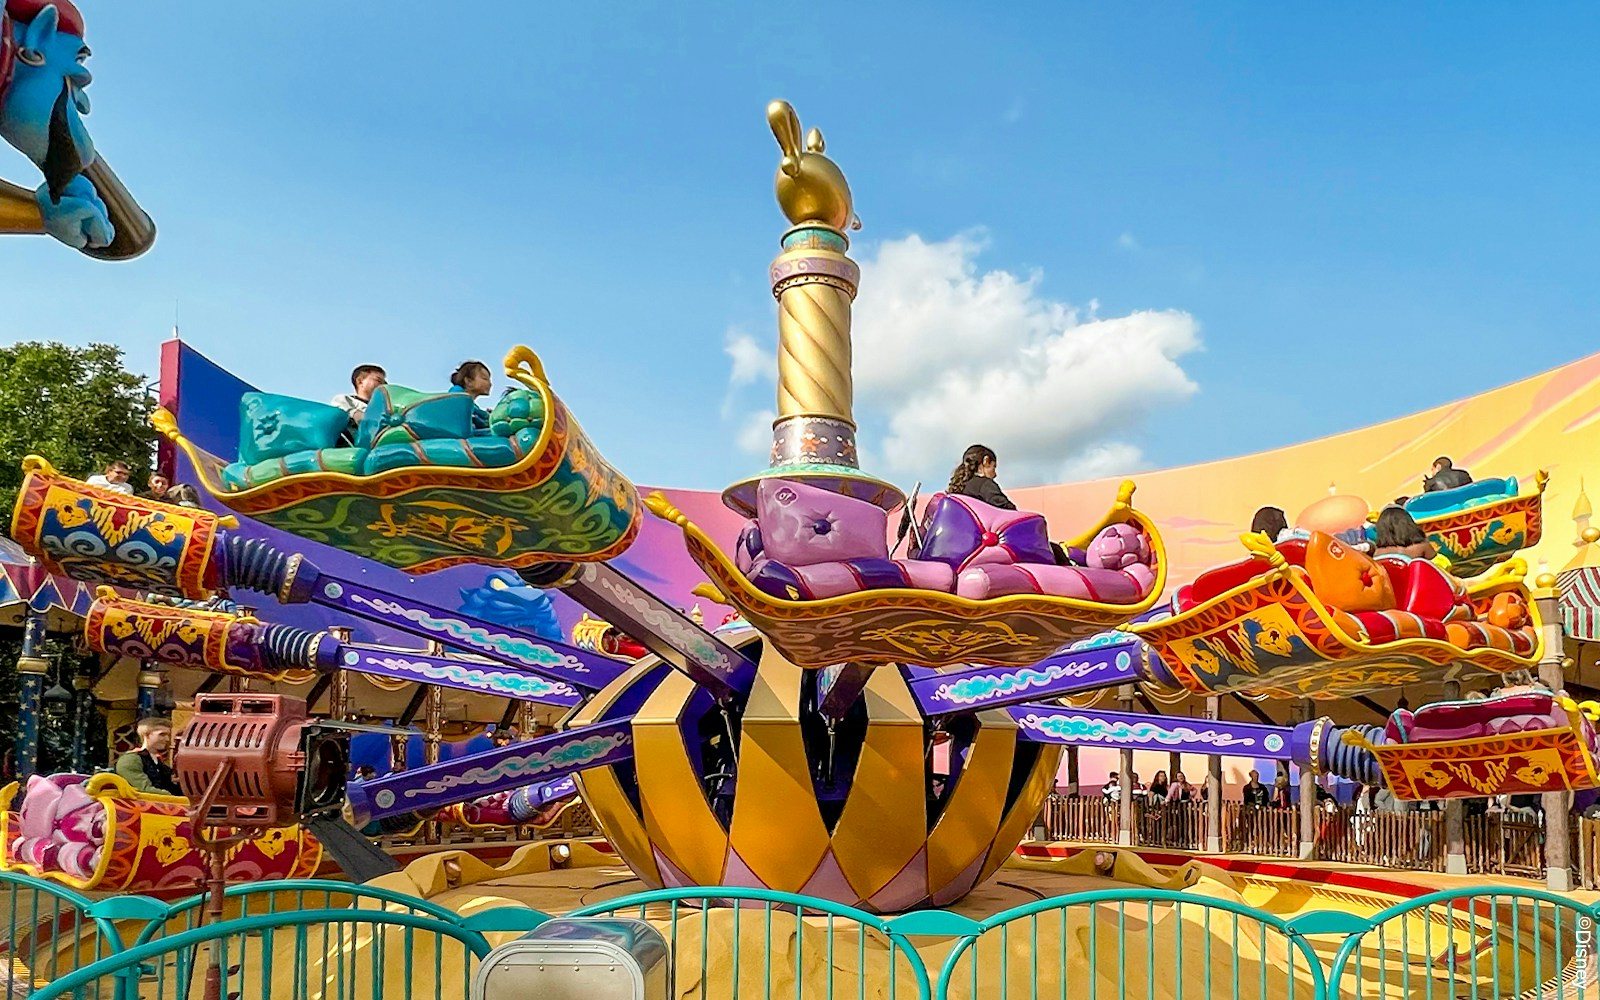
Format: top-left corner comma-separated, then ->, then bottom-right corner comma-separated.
36,174 -> 112,249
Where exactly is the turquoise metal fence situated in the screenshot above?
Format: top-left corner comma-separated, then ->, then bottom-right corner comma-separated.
1327,886 -> 1598,999
569,886 -> 931,1000
9,872 -> 1600,999
0,871 -> 132,999
920,888 -> 1329,1000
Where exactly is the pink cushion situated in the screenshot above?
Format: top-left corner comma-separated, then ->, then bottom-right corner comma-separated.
918,494 -> 1054,572
1086,523 -> 1153,570
54,784 -> 96,833
755,479 -> 888,567
57,843 -> 99,879
18,776 -> 63,841
955,563 -> 1156,602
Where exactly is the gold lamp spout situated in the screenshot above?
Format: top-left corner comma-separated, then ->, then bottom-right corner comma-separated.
80,156 -> 157,261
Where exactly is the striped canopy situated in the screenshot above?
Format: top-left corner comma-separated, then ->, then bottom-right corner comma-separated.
0,535 -> 97,630
1559,567 -> 1600,643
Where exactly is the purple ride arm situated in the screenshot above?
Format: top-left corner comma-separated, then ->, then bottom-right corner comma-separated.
348,718 -> 634,825
86,601 -> 583,708
534,563 -> 757,703
907,639 -> 1150,716
1008,703 -> 1297,759
221,536 -> 625,691
335,643 -> 581,707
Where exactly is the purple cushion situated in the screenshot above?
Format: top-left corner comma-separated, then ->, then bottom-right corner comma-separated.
734,521 -> 764,574
755,479 -> 888,567
955,563 -> 1155,602
747,557 -> 955,601
918,494 -> 1054,572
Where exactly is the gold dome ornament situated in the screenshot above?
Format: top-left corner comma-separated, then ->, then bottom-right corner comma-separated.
768,101 -> 860,232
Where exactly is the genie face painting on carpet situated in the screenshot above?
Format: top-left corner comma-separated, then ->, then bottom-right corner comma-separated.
458,569 -> 561,640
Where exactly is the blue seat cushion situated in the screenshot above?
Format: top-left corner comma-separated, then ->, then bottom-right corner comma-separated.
356,385 -> 475,449
238,393 -> 350,465
1404,477 -> 1517,518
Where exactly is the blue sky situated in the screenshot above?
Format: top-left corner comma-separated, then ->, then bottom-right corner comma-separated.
5,2 -> 1600,490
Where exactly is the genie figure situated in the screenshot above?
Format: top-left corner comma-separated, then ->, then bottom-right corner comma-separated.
0,0 -> 154,257
458,569 -> 562,640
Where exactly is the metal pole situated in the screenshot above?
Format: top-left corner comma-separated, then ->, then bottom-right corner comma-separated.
136,661 -> 164,720
1441,678 -> 1468,874
424,643 -> 445,845
14,611 -> 47,780
1296,700 -> 1316,859
1205,696 -> 1223,853
1535,586 -> 1573,890
1118,684 -> 1134,846
69,667 -> 94,773
1065,745 -> 1080,798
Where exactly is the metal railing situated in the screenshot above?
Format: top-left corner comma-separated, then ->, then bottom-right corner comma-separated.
0,871 -> 135,1000
569,886 -> 929,1000
11,871 -> 1600,999
1326,886 -> 1597,999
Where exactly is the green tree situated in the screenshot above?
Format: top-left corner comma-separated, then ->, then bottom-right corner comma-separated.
0,341 -> 157,528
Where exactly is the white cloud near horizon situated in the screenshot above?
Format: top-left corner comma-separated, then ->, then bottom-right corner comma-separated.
723,232 -> 1202,487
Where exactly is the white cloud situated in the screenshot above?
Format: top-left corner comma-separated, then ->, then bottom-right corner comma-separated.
853,233 -> 1200,487
724,328 -> 774,386
719,232 -> 1202,489
1118,232 -> 1140,251
736,409 -> 776,458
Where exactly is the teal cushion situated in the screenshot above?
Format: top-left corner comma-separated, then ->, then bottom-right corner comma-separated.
221,448 -> 368,491
238,393 -> 350,465
356,385 -> 474,449
363,438 -> 525,476
488,389 -> 546,439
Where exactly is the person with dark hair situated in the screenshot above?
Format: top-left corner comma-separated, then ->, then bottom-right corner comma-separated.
1424,456 -> 1472,493
331,364 -> 387,424
948,444 -> 1014,510
1373,505 -> 1437,560
167,483 -> 201,508
1250,506 -> 1289,542
449,360 -> 493,432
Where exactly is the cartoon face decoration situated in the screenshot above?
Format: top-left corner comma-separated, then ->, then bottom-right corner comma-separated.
1256,622 -> 1295,657
254,826 -> 291,859
1305,530 -> 1396,612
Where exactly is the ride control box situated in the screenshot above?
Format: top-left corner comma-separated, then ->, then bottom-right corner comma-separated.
472,917 -> 669,1000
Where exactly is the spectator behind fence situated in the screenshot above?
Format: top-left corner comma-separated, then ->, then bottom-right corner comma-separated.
1101,771 -> 1120,800
1270,772 -> 1293,809
115,717 -> 182,795
1242,770 -> 1270,807
86,460 -> 134,495
1167,771 -> 1193,804
1147,770 -> 1169,802
331,364 -> 388,437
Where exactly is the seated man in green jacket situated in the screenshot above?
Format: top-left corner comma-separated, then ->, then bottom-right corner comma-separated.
114,717 -> 183,796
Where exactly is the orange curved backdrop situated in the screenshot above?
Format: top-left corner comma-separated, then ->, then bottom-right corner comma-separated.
1014,351 -> 1600,588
